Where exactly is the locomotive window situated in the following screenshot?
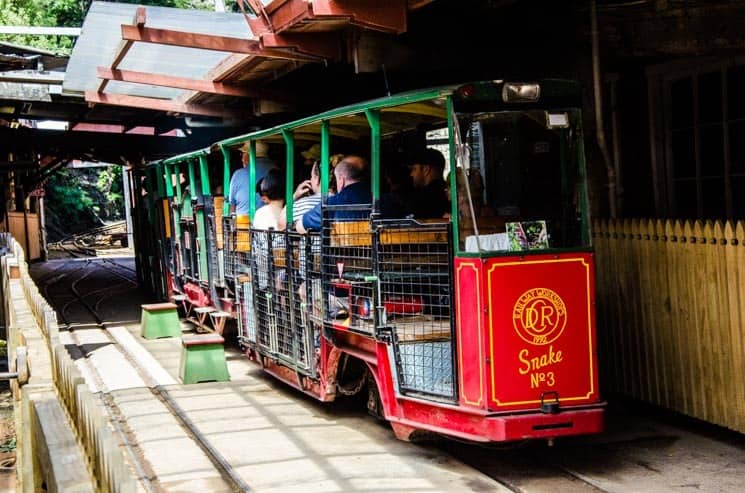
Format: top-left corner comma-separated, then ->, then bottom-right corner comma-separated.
453,109 -> 588,252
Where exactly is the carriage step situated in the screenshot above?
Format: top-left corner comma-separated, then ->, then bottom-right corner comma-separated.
140,303 -> 181,339
171,294 -> 187,301
179,334 -> 230,384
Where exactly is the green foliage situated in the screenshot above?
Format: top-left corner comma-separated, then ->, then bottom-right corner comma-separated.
0,0 -> 73,52
47,167 -> 94,214
0,0 -> 216,54
96,166 -> 123,220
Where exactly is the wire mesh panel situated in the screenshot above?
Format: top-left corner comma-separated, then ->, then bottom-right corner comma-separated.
206,211 -> 224,287
247,228 -> 317,374
237,274 -> 257,348
181,218 -> 197,281
222,216 -> 236,280
321,211 -> 375,335
252,229 -> 278,353
374,219 -> 456,400
287,231 -> 317,373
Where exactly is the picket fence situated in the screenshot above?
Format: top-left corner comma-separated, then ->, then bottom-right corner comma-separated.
593,219 -> 745,433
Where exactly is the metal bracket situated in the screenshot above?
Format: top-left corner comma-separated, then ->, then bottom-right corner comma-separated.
1,347 -> 30,385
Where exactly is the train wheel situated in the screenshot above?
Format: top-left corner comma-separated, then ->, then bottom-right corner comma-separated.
366,370 -> 384,420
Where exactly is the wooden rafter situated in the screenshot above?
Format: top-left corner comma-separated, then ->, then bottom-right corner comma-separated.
120,25 -> 321,62
261,32 -> 341,61
95,67 -> 286,100
85,91 -> 248,119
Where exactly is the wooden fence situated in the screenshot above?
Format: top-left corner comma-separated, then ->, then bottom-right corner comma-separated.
593,219 -> 745,433
1,233 -> 138,492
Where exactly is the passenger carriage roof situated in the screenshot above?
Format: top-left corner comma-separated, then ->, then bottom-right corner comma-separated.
155,79 -> 581,167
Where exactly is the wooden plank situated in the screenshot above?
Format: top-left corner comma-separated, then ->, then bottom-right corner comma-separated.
393,318 -> 450,342
731,221 -> 745,431
703,220 -> 722,424
96,67 -> 280,99
690,220 -> 708,420
27,213 -> 40,260
31,393 -> 95,492
608,219 -> 623,392
625,219 -> 642,400
600,219 -> 620,392
120,24 -> 320,62
330,220 -> 370,247
84,91 -> 248,119
651,219 -> 669,407
711,221 -> 731,427
679,221 -> 701,416
637,219 -> 657,404
665,220 -> 688,414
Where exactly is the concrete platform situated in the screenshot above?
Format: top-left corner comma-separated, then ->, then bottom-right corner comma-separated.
115,321 -> 508,492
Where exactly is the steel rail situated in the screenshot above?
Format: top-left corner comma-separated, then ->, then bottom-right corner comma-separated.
50,260 -> 251,492
152,386 -> 252,493
36,260 -> 159,492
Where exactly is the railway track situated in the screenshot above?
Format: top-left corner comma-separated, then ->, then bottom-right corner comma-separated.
36,259 -> 252,492
34,259 -> 613,493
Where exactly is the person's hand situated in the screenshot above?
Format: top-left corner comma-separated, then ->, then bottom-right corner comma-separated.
293,180 -> 313,199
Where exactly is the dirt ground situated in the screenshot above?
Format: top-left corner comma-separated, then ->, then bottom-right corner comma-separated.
0,389 -> 15,493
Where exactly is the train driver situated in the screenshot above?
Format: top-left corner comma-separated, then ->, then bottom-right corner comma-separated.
408,148 -> 450,218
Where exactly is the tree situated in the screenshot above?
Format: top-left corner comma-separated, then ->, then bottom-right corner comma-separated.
0,0 -> 216,54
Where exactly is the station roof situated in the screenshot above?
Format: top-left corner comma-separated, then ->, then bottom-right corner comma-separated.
64,2 -> 253,102
0,0 -> 420,179
65,0 -> 411,120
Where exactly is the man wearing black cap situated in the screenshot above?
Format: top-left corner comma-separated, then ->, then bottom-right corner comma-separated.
409,148 -> 450,218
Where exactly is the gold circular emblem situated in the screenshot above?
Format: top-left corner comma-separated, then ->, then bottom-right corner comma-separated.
512,288 -> 567,345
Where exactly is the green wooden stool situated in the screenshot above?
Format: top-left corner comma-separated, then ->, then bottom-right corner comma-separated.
179,334 -> 230,384
140,303 -> 181,339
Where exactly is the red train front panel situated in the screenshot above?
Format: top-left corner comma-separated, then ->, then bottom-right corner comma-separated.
484,253 -> 599,411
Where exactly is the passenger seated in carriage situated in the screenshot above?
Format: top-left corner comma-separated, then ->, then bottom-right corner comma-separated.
252,169 -> 285,289
408,148 -> 450,219
297,156 -> 371,233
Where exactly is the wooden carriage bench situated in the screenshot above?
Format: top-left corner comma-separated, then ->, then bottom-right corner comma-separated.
140,302 -> 181,339
327,220 -> 452,340
191,306 -> 231,334
179,334 -> 230,384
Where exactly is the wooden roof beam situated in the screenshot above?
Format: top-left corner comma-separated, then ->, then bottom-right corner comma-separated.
120,24 -> 322,62
95,67 -> 288,100
260,33 -> 342,61
267,0 -> 407,34
84,91 -> 249,119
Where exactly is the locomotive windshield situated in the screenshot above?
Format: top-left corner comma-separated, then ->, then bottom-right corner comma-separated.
448,108 -> 589,253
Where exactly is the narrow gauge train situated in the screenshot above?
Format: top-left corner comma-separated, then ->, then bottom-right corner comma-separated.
134,80 -> 605,443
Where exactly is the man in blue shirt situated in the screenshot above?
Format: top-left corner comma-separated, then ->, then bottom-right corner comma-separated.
297,156 -> 371,233
229,141 -> 276,215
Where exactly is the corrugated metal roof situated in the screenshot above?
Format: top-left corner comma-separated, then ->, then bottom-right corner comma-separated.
63,1 -> 254,99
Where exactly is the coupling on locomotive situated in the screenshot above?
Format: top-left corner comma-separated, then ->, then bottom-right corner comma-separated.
135,80 -> 605,443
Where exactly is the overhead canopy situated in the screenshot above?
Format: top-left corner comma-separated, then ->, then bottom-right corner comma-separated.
65,0 -> 411,120
64,2 -> 265,116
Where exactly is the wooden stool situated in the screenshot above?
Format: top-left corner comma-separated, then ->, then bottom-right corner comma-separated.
140,303 -> 181,339
179,334 -> 230,384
